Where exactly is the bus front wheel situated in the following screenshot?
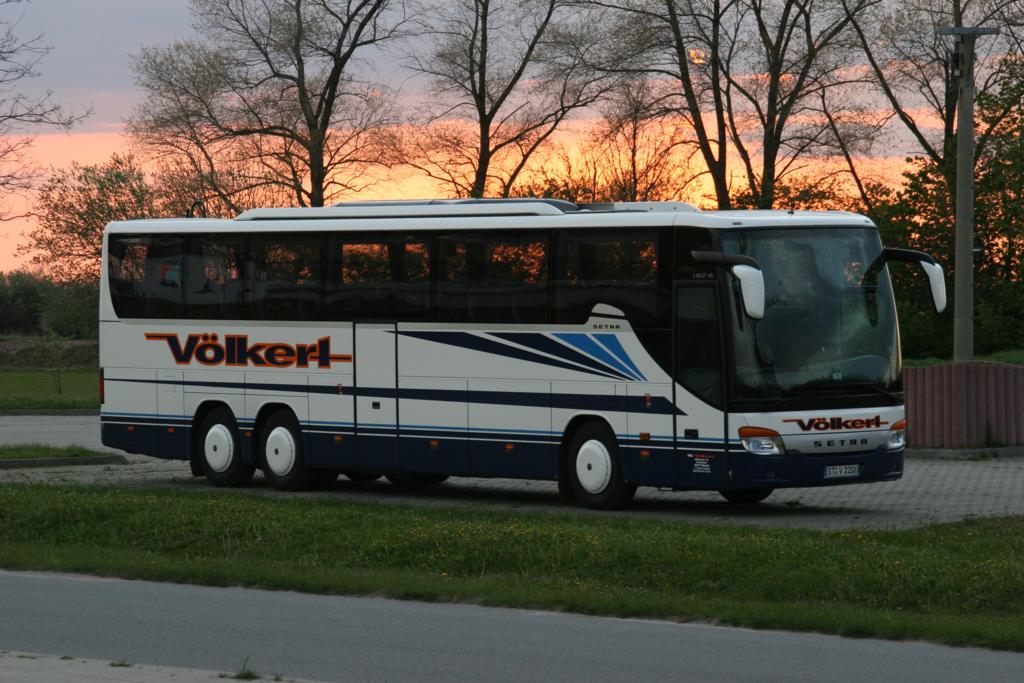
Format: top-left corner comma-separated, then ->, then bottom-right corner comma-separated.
719,488 -> 774,504
566,422 -> 636,510
197,407 -> 254,488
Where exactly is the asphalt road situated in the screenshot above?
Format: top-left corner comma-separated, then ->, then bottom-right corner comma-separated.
3,415 -> 1024,529
2,570 -> 1022,683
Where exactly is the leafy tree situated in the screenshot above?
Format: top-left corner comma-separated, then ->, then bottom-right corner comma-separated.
872,59 -> 1024,358
19,155 -> 158,282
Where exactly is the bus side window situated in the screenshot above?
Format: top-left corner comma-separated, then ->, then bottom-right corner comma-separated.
555,231 -> 658,326
108,235 -> 150,318
107,234 -> 182,319
324,235 -> 430,320
249,234 -> 322,321
436,233 -> 550,324
184,236 -> 245,320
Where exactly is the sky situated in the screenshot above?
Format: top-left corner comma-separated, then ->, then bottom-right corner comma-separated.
0,0 -> 196,269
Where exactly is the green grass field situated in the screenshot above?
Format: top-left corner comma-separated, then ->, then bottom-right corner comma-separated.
0,368 -> 99,411
0,445 -> 112,461
0,484 -> 1021,651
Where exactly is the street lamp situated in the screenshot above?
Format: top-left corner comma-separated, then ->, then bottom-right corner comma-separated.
935,26 -> 999,362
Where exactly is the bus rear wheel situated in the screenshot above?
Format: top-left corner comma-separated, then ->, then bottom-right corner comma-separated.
196,407 -> 254,488
259,409 -> 313,491
566,422 -> 636,510
719,488 -> 774,504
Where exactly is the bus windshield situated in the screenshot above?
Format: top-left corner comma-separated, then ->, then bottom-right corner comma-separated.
721,227 -> 901,407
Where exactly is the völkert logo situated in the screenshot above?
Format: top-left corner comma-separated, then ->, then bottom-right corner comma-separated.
144,333 -> 352,368
783,416 -> 888,432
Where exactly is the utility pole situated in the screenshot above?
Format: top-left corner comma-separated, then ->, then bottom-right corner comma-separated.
936,26 -> 999,362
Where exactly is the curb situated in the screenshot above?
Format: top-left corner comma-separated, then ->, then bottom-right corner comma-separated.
0,409 -> 100,416
906,446 -> 1024,460
0,455 -> 129,470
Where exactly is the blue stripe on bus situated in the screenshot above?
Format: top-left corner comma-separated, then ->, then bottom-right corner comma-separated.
396,330 -> 627,381
105,377 -> 684,415
491,332 -> 634,381
553,333 -> 644,381
594,334 -> 647,381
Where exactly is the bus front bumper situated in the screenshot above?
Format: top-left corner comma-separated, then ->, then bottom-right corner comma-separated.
727,446 -> 905,490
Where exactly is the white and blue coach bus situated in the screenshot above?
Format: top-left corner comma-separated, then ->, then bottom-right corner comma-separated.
99,199 -> 946,508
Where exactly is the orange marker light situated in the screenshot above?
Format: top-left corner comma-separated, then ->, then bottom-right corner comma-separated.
640,450 -> 651,459
429,439 -> 440,449
738,426 -> 781,438
639,432 -> 651,441
504,443 -> 515,453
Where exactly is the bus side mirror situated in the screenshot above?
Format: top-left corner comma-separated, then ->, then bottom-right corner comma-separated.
920,261 -> 947,313
880,248 -> 947,314
731,265 -> 765,320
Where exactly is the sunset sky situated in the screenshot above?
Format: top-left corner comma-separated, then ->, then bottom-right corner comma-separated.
0,0 -> 921,273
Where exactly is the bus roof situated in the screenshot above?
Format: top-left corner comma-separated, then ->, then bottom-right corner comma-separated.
104,198 -> 876,233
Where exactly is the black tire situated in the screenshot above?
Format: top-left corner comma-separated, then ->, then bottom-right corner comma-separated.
258,409 -> 313,491
343,471 -> 383,483
196,406 -> 254,487
565,421 -> 636,510
719,488 -> 774,504
386,473 -> 450,486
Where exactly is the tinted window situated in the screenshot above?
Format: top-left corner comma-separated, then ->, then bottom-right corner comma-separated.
183,236 -> 245,320
249,234 -> 322,320
324,235 -> 430,319
107,234 -> 183,318
436,233 -> 549,323
676,284 -> 722,406
555,231 -> 659,326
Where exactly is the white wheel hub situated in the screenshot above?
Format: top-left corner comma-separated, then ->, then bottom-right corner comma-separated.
265,426 -> 297,477
204,424 -> 234,473
575,439 -> 612,494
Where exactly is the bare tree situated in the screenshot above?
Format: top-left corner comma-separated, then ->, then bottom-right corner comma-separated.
843,0 -> 1024,185
403,0 -> 611,198
0,0 -> 85,218
129,0 -> 404,209
512,80 -> 697,202
588,0 -> 878,208
591,79 -> 697,201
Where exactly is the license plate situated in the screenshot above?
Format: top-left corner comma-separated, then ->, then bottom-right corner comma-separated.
824,464 -> 860,479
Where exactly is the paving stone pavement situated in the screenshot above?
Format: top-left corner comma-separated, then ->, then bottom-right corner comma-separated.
2,415 -> 1023,530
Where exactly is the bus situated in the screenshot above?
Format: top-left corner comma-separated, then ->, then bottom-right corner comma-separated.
99,199 -> 946,509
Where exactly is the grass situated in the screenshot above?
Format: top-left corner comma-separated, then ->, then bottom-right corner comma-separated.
904,349 -> 1024,367
0,445 -> 112,462
0,485 -> 1022,651
218,657 -> 260,680
0,368 -> 99,411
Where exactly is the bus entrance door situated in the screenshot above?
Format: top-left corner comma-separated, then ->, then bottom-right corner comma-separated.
674,281 -> 729,490
354,322 -> 399,472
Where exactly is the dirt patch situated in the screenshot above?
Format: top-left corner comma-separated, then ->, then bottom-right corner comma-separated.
0,337 -> 98,368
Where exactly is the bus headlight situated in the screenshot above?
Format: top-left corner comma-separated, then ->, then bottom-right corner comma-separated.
887,419 -> 906,450
738,426 -> 785,456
